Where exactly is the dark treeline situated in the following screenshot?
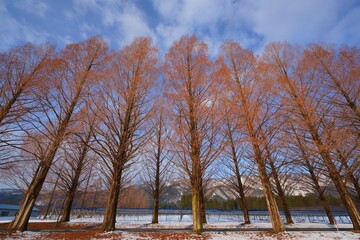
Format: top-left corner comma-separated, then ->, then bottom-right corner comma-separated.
0,35 -> 359,234
180,194 -> 344,211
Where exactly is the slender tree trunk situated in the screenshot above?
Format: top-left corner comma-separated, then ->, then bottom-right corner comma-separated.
254,144 -> 285,233
80,168 -> 92,208
336,149 -> 360,199
307,161 -> 336,224
60,131 -> 91,223
227,119 -> 251,224
235,165 -> 250,224
231,148 -> 250,224
268,159 -> 294,224
43,173 -> 60,220
200,182 -> 207,224
152,157 -> 160,224
321,152 -> 360,230
293,126 -> 336,225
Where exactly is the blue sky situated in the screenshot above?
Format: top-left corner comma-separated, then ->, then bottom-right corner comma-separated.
1,0 -> 359,56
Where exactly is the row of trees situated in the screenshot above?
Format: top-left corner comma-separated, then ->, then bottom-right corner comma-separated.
0,35 -> 359,234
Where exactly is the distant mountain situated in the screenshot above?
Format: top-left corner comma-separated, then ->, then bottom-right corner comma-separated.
0,188 -> 23,205
159,176 -> 315,206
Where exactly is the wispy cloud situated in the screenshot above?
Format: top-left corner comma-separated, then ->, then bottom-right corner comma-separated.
0,0 -> 359,54
0,1 -> 49,50
73,0 -> 156,48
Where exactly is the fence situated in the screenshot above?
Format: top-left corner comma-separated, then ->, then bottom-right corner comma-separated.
47,208 -> 352,224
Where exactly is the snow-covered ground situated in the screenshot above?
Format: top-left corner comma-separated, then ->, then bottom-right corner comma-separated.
2,228 -> 359,240
1,215 -> 359,239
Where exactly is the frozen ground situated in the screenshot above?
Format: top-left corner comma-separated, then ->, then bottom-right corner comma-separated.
1,215 -> 359,239
2,228 -> 359,240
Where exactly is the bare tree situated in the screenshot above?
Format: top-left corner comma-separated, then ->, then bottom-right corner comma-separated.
42,169 -> 61,220
305,45 -> 360,199
261,130 -> 294,224
8,36 -> 109,231
288,123 -> 336,224
164,35 -> 223,234
141,109 -> 173,224
218,40 -> 285,232
265,41 -> 360,230
57,114 -> 95,222
0,43 -> 54,169
221,113 -> 251,224
91,37 -> 159,232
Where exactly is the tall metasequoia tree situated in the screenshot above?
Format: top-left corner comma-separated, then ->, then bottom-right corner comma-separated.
265,42 -> 360,230
8,36 -> 108,231
0,43 -> 54,169
222,114 -> 251,224
288,123 -> 336,224
264,137 -> 294,224
141,109 -> 173,224
165,35 -> 222,234
305,45 -> 360,198
218,41 -> 285,232
58,115 -> 95,223
92,37 -> 159,232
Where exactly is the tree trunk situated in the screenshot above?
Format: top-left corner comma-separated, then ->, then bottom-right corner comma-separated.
268,159 -> 293,224
235,167 -> 250,224
192,183 -> 203,234
43,173 -> 60,220
59,191 -> 75,222
152,134 -> 161,224
102,173 -> 121,232
322,153 -> 360,230
292,124 -> 336,225
200,183 -> 207,224
8,164 -> 50,231
80,168 -> 92,208
234,162 -> 250,224
306,158 -> 336,224
227,121 -> 251,224
254,144 -> 285,233
8,141 -> 61,231
60,131 -> 90,223
151,166 -> 160,224
151,192 -> 159,224
337,149 -> 360,199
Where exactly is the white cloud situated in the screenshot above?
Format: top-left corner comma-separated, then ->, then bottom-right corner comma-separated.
152,0 -> 238,52
0,2 -> 48,50
326,6 -> 360,46
152,0 -> 360,53
247,0 -> 339,43
237,0 -> 360,49
73,0 -> 156,48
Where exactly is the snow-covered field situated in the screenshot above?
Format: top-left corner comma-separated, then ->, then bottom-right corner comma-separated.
0,214 -> 360,240
1,215 -> 359,239
5,231 -> 360,240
